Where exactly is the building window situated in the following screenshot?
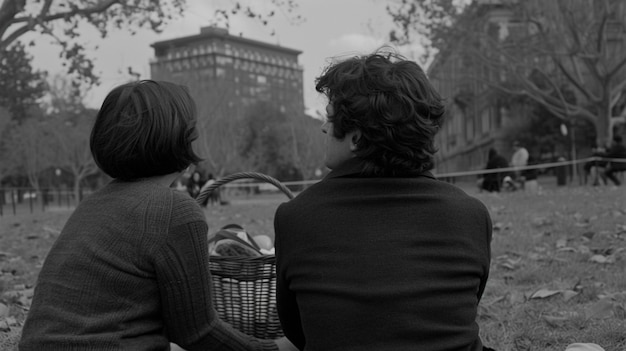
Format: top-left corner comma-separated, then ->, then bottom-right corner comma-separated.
257,75 -> 267,84
216,67 -> 226,77
481,108 -> 490,135
465,116 -> 474,142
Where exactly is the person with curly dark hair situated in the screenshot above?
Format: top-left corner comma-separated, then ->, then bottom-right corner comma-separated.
274,49 -> 494,351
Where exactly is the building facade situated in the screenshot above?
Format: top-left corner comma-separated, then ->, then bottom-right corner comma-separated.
428,4 -> 526,177
429,0 -> 626,179
149,26 -> 304,175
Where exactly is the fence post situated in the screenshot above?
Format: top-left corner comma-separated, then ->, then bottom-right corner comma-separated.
11,189 -> 16,215
41,189 -> 46,212
29,190 -> 33,213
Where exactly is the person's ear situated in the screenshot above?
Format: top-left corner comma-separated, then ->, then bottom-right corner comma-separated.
350,130 -> 362,151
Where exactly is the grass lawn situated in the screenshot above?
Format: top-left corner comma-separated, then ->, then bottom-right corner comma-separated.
1,183 -> 625,350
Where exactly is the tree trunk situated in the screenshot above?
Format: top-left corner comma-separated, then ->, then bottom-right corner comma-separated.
596,97 -> 612,147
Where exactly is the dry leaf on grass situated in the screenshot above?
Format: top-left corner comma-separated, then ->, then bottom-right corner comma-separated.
542,311 -> 580,327
0,303 -> 7,319
532,217 -> 552,227
556,238 -> 568,248
0,319 -> 10,332
584,298 -> 614,320
530,288 -> 562,299
562,290 -> 580,302
589,255 -> 615,264
565,343 -> 606,351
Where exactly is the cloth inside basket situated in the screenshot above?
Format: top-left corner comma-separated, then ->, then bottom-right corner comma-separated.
208,225 -> 263,257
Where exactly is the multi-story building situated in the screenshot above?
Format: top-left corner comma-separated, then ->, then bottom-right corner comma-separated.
428,3 -> 526,177
149,26 -> 304,174
150,26 -> 303,117
430,0 -> 626,179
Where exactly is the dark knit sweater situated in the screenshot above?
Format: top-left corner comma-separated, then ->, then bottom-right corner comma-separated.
19,179 -> 277,351
275,159 -> 492,351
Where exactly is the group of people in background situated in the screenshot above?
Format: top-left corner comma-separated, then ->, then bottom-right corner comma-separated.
583,134 -> 626,186
480,134 -> 626,193
172,170 -> 221,206
479,140 -> 536,193
186,171 -> 221,206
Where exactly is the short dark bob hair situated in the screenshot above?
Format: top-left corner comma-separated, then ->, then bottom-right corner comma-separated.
90,80 -> 202,180
315,48 -> 445,176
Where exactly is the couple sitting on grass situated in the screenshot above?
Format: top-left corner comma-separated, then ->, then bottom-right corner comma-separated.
19,49 -> 494,351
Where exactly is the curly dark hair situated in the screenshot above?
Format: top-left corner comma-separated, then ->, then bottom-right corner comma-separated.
315,49 -> 445,176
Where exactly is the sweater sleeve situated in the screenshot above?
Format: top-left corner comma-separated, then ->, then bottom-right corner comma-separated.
274,204 -> 306,350
154,202 -> 278,351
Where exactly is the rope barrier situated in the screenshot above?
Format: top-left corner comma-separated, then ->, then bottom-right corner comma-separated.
205,157 -> 626,189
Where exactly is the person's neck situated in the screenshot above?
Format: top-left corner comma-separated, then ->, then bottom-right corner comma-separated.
147,172 -> 182,187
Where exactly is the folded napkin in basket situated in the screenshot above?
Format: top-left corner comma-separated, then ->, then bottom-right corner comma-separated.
208,224 -> 263,257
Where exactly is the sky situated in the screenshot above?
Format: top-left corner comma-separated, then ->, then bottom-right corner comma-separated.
25,0 -> 424,116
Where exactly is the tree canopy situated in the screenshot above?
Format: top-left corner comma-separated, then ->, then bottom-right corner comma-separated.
0,41 -> 46,121
0,0 -> 300,85
388,0 -> 626,145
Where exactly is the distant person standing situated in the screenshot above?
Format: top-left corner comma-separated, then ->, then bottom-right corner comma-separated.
186,170 -> 204,199
510,140 -> 529,189
583,144 -> 608,186
481,148 -> 509,192
522,154 -> 540,193
603,135 -> 626,186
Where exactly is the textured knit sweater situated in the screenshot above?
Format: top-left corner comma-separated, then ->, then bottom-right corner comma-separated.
19,179 -> 277,351
275,159 -> 492,351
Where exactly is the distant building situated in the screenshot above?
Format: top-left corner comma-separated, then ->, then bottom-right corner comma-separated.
149,25 -> 304,136
428,2 -> 526,177
430,0 -> 626,177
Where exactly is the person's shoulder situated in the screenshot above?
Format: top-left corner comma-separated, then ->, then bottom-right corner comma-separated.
436,180 -> 488,206
170,189 -> 205,222
275,179 -> 328,214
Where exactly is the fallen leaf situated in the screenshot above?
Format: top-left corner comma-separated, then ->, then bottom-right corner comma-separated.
589,255 -> 614,264
581,231 -> 595,240
565,343 -> 606,351
4,316 -> 17,326
0,302 -> 8,318
508,291 -> 525,304
0,319 -> 10,332
543,315 -> 569,327
543,311 -> 580,327
556,238 -> 568,248
562,290 -> 579,302
530,288 -> 562,299
585,298 -> 614,319
532,217 -> 552,227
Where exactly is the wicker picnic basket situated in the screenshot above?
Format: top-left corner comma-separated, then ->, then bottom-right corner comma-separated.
196,172 -> 295,339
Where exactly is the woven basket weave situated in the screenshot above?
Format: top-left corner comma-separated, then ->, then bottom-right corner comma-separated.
197,172 -> 294,339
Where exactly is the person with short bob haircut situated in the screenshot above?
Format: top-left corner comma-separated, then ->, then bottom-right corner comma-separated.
274,49 -> 495,351
20,80 -> 296,351
90,80 -> 202,180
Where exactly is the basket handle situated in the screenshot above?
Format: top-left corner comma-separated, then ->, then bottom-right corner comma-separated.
196,172 -> 295,205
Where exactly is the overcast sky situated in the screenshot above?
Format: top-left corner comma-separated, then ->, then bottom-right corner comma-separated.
26,0 -> 424,116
